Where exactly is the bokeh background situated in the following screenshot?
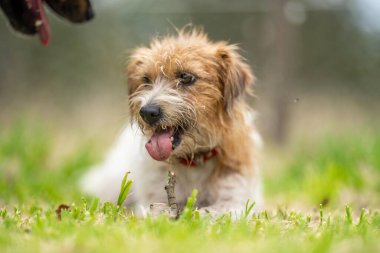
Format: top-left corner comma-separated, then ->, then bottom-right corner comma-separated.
1,0 -> 380,209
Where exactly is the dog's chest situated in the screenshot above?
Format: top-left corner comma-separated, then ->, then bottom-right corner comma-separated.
172,160 -> 216,207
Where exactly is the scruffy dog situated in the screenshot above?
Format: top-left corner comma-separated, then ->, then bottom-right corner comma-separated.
82,29 -> 262,216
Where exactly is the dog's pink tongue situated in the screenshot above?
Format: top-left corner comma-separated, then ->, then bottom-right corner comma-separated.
145,129 -> 173,161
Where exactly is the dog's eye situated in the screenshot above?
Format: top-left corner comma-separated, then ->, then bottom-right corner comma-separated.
178,73 -> 196,86
142,76 -> 151,84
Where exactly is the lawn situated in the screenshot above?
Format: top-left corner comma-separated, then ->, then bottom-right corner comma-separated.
0,122 -> 379,253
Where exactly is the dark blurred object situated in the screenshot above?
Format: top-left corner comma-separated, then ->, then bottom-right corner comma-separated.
0,0 -> 94,46
0,0 -> 37,35
44,0 -> 94,23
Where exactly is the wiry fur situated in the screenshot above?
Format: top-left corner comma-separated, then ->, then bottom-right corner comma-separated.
81,29 -> 262,217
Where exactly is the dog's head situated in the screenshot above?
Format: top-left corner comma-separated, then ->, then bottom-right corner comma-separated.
127,29 -> 254,162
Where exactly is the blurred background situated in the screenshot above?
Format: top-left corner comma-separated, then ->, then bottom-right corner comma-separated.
0,0 -> 380,209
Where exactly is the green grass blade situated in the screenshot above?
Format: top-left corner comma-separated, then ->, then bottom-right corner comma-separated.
116,172 -> 133,207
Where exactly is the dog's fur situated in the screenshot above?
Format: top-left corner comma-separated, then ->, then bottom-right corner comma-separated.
81,29 -> 262,216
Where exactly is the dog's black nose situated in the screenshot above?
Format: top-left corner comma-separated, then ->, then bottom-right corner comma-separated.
139,104 -> 162,125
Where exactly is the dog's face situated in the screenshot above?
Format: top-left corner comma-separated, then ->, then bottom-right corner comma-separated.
127,30 -> 254,162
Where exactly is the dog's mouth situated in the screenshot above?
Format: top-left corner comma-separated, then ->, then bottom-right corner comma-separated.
145,126 -> 182,161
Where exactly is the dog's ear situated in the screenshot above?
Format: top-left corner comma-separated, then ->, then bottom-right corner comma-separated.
215,44 -> 254,112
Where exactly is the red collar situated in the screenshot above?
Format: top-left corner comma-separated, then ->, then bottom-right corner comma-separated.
178,148 -> 218,167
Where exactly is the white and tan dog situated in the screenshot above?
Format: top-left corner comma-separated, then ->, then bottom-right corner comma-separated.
82,29 -> 262,216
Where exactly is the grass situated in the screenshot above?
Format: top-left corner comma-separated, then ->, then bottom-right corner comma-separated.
265,134 -> 380,207
1,122 -> 380,253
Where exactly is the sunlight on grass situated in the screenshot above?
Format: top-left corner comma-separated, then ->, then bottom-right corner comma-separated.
0,200 -> 379,253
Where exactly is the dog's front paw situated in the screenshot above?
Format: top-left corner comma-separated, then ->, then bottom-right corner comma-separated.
149,203 -> 179,219
198,205 -> 245,220
197,207 -> 224,218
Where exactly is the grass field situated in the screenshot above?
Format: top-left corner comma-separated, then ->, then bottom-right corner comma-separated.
1,122 -> 380,253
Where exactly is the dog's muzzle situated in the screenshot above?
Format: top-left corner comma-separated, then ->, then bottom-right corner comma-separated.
138,104 -> 183,161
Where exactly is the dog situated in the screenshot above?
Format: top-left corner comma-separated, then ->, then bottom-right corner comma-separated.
81,29 -> 262,217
